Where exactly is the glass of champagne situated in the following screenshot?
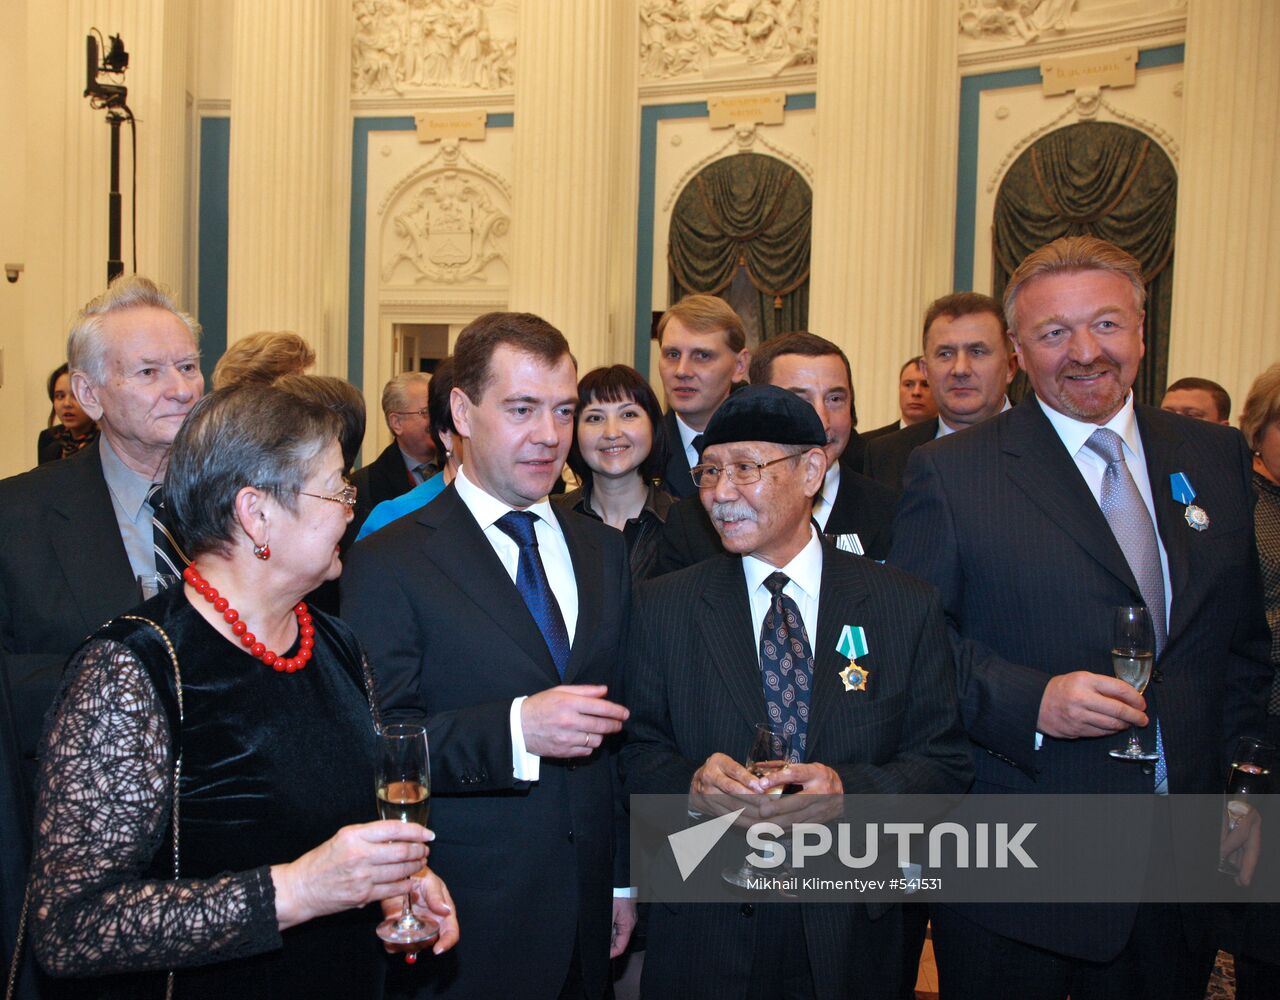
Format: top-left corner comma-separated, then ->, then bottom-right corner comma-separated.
1218,737 -> 1274,876
722,723 -> 791,889
375,724 -> 438,945
1108,606 -> 1159,762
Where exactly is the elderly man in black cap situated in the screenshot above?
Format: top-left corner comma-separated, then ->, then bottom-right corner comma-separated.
621,385 -> 972,1000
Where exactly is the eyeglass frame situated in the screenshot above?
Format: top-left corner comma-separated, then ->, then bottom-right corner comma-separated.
389,407 -> 430,420
296,481 -> 358,509
689,453 -> 802,490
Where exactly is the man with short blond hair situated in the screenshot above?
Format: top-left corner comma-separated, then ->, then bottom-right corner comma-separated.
891,236 -> 1270,1000
656,294 -> 749,498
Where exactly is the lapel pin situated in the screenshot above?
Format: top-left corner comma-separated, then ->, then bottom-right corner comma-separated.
1170,472 -> 1210,531
836,625 -> 870,692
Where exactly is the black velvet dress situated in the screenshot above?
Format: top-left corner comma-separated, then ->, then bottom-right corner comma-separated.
29,585 -> 384,999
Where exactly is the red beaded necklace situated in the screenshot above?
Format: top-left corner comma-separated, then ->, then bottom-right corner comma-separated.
182,564 -> 315,673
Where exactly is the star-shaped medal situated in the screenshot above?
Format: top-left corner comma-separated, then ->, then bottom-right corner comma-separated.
839,660 -> 869,692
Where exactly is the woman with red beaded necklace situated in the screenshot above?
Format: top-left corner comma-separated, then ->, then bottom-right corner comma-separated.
26,384 -> 459,998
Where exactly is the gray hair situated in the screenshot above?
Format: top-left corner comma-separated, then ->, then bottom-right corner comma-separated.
166,384 -> 341,559
1240,362 -> 1280,452
381,371 -> 432,430
67,274 -> 200,386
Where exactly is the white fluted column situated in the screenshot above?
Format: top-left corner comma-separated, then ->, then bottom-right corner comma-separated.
1168,0 -> 1280,412
807,0 -> 958,429
226,0 -> 349,374
509,0 -> 628,373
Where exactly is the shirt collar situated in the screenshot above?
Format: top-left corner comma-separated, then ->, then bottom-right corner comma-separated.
937,396 -> 1012,438
1039,391 -> 1140,461
818,459 -> 841,508
454,464 -> 562,535
742,526 -> 823,604
674,413 -> 701,453
97,434 -> 155,519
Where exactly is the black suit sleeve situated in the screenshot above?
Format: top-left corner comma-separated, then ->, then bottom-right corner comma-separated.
342,541 -> 522,795
619,587 -> 701,797
889,446 -> 1047,775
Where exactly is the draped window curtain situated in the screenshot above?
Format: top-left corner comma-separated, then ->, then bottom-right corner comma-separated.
668,152 -> 811,342
993,122 -> 1178,406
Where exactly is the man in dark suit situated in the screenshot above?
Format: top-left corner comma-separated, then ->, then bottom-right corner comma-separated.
656,294 -> 749,498
863,355 -> 938,442
351,371 -> 438,536
864,293 -> 1016,490
342,313 -> 635,1000
622,385 -> 972,999
890,237 -> 1271,1000
0,275 -> 204,996
655,332 -> 898,573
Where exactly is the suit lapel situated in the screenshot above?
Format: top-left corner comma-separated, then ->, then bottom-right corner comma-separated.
808,547 -> 871,753
698,558 -> 767,729
46,444 -> 137,633
1136,408 -> 1192,644
555,507 -> 602,683
1002,399 -> 1141,597
418,488 -> 560,683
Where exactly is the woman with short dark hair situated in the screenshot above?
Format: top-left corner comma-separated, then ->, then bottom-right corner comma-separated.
556,365 -> 672,581
28,384 -> 457,998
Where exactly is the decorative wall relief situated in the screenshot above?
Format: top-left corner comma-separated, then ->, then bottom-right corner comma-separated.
959,0 -> 1076,43
380,143 -> 511,285
353,0 -> 516,95
639,0 -> 818,81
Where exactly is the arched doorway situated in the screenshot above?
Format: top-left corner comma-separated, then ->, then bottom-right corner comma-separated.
993,121 -> 1177,405
667,152 -> 811,349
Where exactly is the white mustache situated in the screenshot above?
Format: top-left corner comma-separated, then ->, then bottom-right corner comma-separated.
711,502 -> 757,523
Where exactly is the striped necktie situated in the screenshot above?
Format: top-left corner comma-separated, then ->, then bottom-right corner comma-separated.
147,483 -> 188,577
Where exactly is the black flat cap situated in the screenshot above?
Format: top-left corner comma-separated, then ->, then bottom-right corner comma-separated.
699,384 -> 826,453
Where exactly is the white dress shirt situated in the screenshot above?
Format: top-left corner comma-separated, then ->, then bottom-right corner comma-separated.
454,466 -> 580,782
675,413 -> 703,469
811,460 -> 841,531
741,527 -> 824,660
935,396 -> 1013,438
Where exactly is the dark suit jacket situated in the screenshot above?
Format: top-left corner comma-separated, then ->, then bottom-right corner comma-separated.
621,544 -> 972,997
350,440 -> 415,538
861,420 -> 901,443
0,441 -> 138,774
889,398 -> 1271,960
863,418 -> 937,491
341,486 -> 631,1000
654,459 -> 899,574
660,409 -> 696,499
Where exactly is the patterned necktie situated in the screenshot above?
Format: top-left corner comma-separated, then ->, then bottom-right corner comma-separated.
758,572 -> 814,762
1083,428 -> 1168,785
496,511 -> 571,678
147,483 -> 188,577
413,463 -> 431,485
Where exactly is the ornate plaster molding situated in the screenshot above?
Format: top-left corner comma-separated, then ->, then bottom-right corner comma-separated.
378,141 -> 511,286
639,0 -> 818,82
352,0 -> 516,97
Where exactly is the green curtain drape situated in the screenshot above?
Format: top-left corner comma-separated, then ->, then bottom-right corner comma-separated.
992,121 -> 1177,406
668,152 -> 811,341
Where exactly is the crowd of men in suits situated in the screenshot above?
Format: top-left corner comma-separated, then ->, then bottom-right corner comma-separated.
1,233 -> 1275,1000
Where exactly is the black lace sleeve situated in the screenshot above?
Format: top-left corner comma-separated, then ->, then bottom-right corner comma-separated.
29,639 -> 283,977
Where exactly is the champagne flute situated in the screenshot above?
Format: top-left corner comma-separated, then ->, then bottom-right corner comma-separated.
1108,606 -> 1159,762
1218,737 -> 1274,876
375,724 -> 438,945
722,723 -> 791,889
